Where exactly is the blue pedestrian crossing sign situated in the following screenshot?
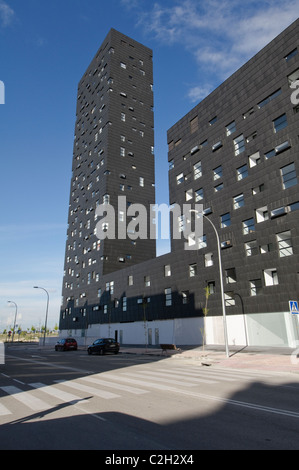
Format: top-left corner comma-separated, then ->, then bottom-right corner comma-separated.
289,301 -> 299,314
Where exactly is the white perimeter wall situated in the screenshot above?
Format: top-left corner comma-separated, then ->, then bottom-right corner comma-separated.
58,311 -> 299,348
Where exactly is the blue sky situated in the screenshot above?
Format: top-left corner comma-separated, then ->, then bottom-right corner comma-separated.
0,0 -> 298,331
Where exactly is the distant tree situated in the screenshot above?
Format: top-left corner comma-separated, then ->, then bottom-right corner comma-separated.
200,286 -> 211,352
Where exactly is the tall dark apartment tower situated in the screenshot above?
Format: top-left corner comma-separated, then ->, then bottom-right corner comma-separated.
61,30 -> 156,317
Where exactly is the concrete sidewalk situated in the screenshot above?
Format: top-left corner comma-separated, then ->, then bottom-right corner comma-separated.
119,345 -> 299,375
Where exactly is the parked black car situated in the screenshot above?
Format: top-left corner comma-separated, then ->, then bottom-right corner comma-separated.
55,338 -> 78,351
87,338 -> 120,355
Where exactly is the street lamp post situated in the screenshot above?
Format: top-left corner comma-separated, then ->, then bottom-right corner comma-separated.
33,286 -> 49,346
7,301 -> 18,342
190,210 -> 229,358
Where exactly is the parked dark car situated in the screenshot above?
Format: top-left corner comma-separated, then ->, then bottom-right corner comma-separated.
55,338 -> 78,351
87,338 -> 120,355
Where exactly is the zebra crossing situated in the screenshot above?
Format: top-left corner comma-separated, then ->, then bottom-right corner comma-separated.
0,365 -> 285,418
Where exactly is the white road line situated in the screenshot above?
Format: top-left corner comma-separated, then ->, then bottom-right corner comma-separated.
157,368 -> 237,382
122,371 -> 213,386
13,379 -> 25,385
207,368 -> 279,379
7,355 -> 94,375
0,402 -> 12,416
55,380 -> 120,399
140,369 -> 218,384
0,386 -> 51,412
169,365 -> 263,378
102,373 -> 181,391
29,382 -> 106,422
174,364 -> 276,378
81,375 -> 149,395
29,382 -> 83,403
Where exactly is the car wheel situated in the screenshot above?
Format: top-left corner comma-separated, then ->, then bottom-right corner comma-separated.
87,349 -> 92,355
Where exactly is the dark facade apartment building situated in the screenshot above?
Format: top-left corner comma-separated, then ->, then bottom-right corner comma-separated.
66,28 -> 155,278
60,20 -> 299,348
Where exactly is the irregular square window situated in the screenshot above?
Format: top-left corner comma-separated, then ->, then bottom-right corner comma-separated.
214,183 -> 223,192
198,234 -> 207,249
281,163 -> 297,189
164,265 -> 171,277
237,164 -> 248,180
250,279 -> 262,296
276,231 -> 293,257
165,288 -> 172,306
209,116 -> 217,125
226,121 -> 236,136
258,89 -> 281,108
245,240 -> 258,256
285,48 -> 298,62
263,269 -> 278,286
213,165 -> 222,180
176,172 -> 184,184
220,212 -> 231,228
204,253 -> 213,267
189,263 -> 197,277
185,188 -> 193,201
243,218 -> 255,234
273,114 -> 287,133
234,134 -> 245,155
193,161 -> 202,179
225,292 -> 236,307
225,268 -> 236,284
249,152 -> 261,167
233,193 -> 244,209
255,206 -> 269,223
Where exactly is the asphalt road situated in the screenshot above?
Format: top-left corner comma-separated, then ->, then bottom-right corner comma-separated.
1,343 -> 299,451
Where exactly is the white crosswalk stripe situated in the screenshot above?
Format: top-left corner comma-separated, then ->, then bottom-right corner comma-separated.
29,382 -> 85,403
81,375 -> 149,395
171,364 -> 264,376
206,368 -> 277,379
0,402 -> 12,416
0,386 -> 52,412
54,380 -> 120,399
124,370 -> 217,385
167,366 -> 274,381
157,367 -> 239,382
101,373 -> 185,391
